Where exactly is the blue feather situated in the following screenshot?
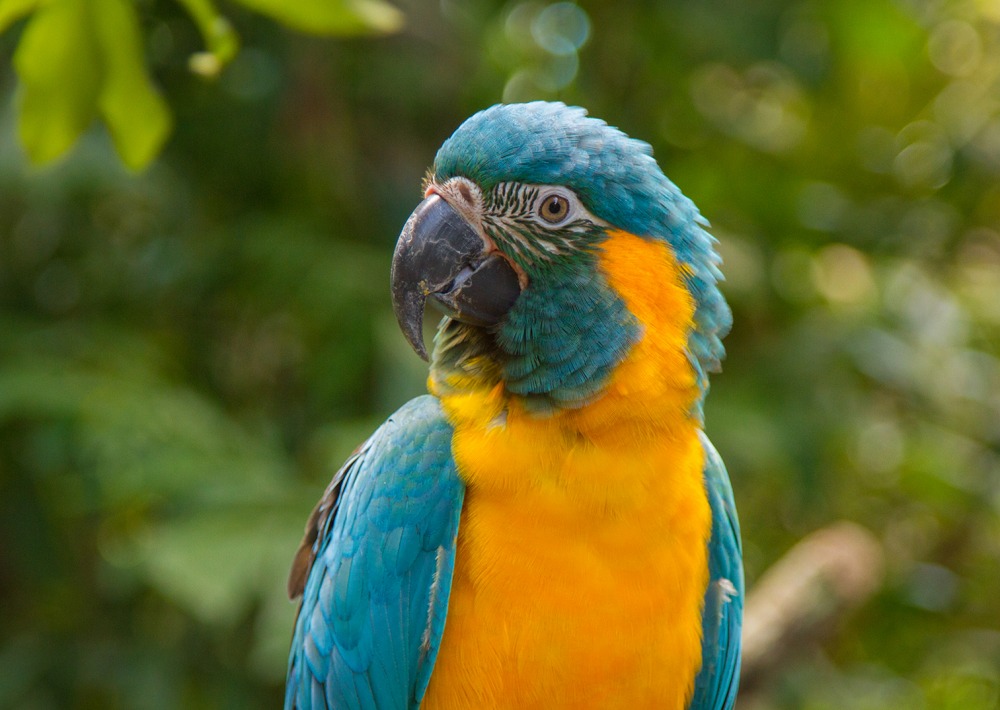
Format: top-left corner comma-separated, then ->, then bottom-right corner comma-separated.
691,432 -> 744,710
285,396 -> 465,710
498,265 -> 640,408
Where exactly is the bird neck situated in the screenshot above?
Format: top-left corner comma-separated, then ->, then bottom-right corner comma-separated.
431,230 -> 703,444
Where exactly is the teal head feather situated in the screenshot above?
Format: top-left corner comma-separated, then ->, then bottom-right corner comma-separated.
429,101 -> 731,413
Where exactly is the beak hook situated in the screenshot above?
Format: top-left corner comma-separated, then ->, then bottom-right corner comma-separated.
390,195 -> 521,360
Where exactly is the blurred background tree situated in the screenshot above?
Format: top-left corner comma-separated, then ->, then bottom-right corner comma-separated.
1,0 -> 999,708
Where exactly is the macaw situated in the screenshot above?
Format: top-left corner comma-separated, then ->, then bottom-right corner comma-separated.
285,101 -> 742,710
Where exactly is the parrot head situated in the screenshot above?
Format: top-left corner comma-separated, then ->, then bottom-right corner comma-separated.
392,102 -> 730,414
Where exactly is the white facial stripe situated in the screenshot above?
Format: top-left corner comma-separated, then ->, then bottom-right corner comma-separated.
487,182 -> 606,230
426,178 -> 609,267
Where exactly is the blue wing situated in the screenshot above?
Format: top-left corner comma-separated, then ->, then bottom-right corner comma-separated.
690,432 -> 744,710
285,395 -> 465,710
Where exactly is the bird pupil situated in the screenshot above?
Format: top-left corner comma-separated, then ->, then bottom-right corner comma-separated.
537,193 -> 570,223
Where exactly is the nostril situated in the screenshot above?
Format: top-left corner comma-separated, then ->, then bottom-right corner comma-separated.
458,183 -> 473,204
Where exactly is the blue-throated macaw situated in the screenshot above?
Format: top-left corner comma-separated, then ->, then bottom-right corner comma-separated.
285,101 -> 742,710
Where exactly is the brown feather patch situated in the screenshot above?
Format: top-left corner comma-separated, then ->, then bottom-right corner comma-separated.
286,442 -> 369,600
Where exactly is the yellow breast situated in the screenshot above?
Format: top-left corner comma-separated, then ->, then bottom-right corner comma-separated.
422,232 -> 711,709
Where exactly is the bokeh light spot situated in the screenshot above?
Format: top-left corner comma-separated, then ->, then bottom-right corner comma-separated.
812,244 -> 876,306
531,3 -> 590,56
928,20 -> 982,77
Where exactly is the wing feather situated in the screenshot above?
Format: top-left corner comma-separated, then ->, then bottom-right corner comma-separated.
285,396 -> 465,710
690,432 -> 744,710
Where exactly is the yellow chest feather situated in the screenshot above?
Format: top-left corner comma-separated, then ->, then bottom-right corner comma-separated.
423,233 -> 713,709
422,421 -> 710,710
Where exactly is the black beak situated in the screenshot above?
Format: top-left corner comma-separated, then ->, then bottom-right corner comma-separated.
391,195 -> 521,360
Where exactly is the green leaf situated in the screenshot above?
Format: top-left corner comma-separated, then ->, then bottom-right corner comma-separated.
13,0 -> 102,165
0,0 -> 39,35
92,0 -> 172,170
229,0 -> 403,36
175,0 -> 239,77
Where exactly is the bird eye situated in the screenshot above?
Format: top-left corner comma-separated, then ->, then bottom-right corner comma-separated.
538,193 -> 570,224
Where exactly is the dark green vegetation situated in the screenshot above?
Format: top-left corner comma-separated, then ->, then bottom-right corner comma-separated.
2,1 -> 999,708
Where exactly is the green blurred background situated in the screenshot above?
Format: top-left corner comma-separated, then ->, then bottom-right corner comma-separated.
2,0 -> 999,707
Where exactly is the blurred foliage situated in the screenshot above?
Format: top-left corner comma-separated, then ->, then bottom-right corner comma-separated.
0,0 -> 402,169
1,0 -> 999,708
